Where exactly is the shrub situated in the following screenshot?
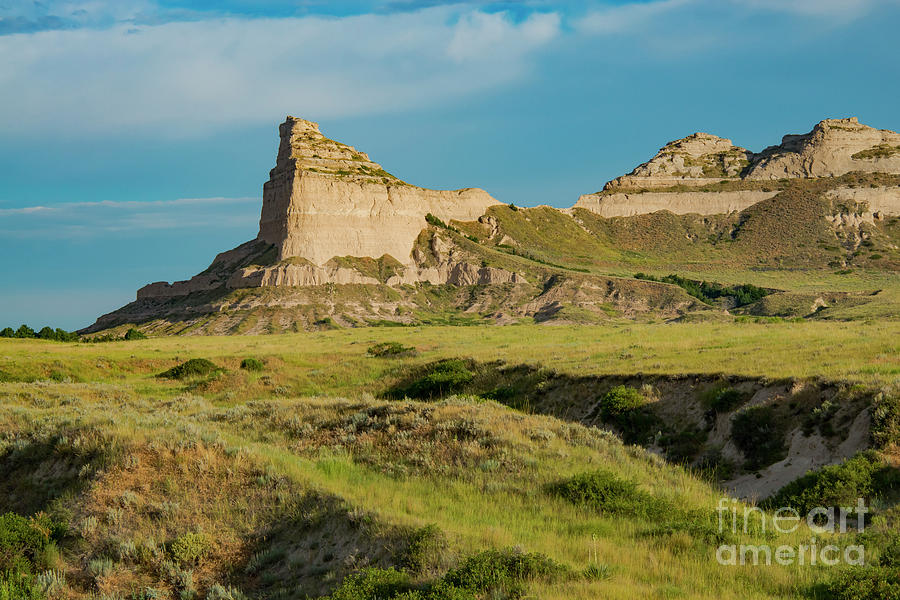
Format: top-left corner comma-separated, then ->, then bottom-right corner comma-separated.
547,469 -> 668,519
0,572 -> 43,600
0,327 -> 13,338
170,532 -> 211,566
763,451 -> 899,516
880,536 -> 900,568
14,325 -> 36,339
329,567 -> 410,600
872,393 -> 900,449
660,426 -> 708,463
386,359 -> 475,400
597,386 -> 660,444
157,359 -> 220,380
89,556 -> 115,578
819,566 -> 900,600
425,213 -> 448,229
0,512 -> 58,573
124,328 -> 147,340
444,548 -> 565,598
599,386 -> 646,419
367,342 -> 416,358
239,358 -> 265,371
633,274 -> 771,307
400,524 -> 448,575
704,388 -> 748,414
582,563 -> 612,581
731,406 -> 787,470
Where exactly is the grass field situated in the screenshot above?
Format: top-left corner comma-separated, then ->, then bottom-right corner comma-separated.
0,320 -> 899,599
3,320 -> 898,395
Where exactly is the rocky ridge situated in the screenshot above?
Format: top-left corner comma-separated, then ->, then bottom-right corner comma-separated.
577,117 -> 900,218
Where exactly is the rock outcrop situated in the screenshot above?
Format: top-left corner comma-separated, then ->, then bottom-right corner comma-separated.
132,117 -> 511,303
577,117 -> 900,218
604,132 -> 752,191
257,117 -> 499,265
747,117 -> 900,179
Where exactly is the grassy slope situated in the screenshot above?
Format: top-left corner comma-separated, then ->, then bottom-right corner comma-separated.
0,368 -> 856,600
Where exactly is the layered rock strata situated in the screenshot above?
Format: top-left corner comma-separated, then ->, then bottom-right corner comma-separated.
577,117 -> 900,218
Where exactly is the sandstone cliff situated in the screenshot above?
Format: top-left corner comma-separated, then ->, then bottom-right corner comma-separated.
257,117 -> 499,265
577,117 -> 900,218
133,117 -> 507,301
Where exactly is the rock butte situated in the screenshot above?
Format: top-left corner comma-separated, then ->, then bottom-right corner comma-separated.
576,117 -> 900,218
258,117 -> 498,265
136,117 -> 518,300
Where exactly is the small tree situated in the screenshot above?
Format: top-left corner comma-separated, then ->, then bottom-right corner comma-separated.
15,325 -> 36,339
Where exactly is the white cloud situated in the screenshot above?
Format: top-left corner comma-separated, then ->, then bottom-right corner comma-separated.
0,7 -> 560,135
0,196 -> 260,237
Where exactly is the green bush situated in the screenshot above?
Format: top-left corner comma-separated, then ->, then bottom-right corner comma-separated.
0,572 -> 42,600
633,274 -> 770,307
599,386 -> 646,419
444,548 -> 565,598
124,328 -> 147,340
763,451 -> 900,516
547,469 -> 668,519
872,393 -> 900,449
14,325 -> 36,339
0,512 -> 60,573
367,342 -> 416,358
157,359 -> 220,380
880,536 -> 900,568
329,567 -> 410,600
597,386 -> 660,444
239,358 -> 265,371
819,566 -> 900,600
400,524 -> 448,575
170,532 -> 211,565
661,426 -> 708,463
0,512 -> 65,598
386,359 -> 475,400
0,328 -> 13,338
705,388 -> 748,414
731,406 -> 787,470
425,213 -> 448,229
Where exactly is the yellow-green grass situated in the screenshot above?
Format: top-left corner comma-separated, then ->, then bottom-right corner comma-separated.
2,321 -> 897,401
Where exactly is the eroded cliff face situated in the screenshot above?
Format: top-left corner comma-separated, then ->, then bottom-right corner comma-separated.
577,117 -> 900,218
257,117 -> 499,265
132,116 -> 512,303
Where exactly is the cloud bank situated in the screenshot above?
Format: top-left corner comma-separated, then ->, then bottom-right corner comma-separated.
0,6 -> 560,135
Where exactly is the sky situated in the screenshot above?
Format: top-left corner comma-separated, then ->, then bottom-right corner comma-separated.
1,0 -> 899,329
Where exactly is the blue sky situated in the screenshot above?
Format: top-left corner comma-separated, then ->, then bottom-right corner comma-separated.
2,0 -> 899,329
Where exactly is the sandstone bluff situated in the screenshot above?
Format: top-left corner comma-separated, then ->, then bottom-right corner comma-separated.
84,115 -> 900,334
576,117 -> 900,219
